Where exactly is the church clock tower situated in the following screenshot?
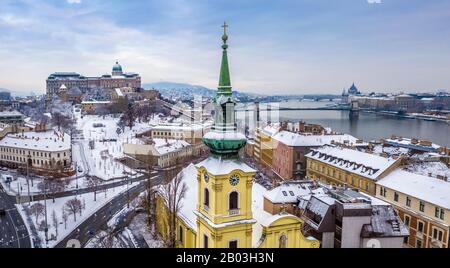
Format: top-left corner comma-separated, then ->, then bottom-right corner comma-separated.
194,22 -> 256,248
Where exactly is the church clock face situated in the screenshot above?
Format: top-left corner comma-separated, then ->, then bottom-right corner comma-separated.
229,174 -> 240,186
204,172 -> 209,183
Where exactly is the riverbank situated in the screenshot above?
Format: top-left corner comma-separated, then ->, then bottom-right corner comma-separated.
361,110 -> 450,123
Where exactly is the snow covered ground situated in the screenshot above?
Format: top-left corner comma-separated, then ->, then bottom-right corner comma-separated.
16,181 -> 139,248
0,173 -> 42,196
74,112 -> 160,181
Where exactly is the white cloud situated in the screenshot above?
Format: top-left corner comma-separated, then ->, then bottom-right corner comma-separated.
67,0 -> 81,4
367,0 -> 382,4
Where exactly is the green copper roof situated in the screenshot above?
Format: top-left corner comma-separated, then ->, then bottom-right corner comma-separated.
202,22 -> 247,157
217,22 -> 232,96
113,61 -> 122,72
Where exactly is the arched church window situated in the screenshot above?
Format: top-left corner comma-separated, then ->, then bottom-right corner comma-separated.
229,191 -> 238,211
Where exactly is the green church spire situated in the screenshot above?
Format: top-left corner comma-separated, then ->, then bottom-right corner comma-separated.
202,22 -> 247,157
218,21 -> 232,96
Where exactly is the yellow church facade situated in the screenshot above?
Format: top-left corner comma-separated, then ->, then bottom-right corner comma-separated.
155,161 -> 319,248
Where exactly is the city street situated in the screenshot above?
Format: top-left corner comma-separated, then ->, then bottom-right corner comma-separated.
0,186 -> 32,248
54,180 -> 154,248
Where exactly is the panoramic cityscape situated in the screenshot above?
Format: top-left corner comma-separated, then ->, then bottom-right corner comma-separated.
0,0 -> 449,254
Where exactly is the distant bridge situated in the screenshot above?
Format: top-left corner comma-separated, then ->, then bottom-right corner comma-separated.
235,106 -> 351,112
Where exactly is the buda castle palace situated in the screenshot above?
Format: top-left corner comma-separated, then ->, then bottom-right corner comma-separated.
46,61 -> 141,98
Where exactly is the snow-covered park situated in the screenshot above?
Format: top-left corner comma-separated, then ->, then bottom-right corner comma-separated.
74,111 -> 161,181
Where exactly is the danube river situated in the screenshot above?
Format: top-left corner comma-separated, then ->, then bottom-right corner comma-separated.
236,100 -> 450,147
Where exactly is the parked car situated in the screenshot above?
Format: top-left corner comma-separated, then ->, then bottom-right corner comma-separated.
0,167 -> 7,171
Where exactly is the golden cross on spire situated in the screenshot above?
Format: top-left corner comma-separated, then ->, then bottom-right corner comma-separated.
222,21 -> 228,35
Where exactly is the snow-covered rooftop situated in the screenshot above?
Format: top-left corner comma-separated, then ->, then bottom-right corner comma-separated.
405,161 -> 450,181
195,156 -> 255,176
0,131 -> 71,152
261,123 -> 281,136
115,88 -> 124,97
306,146 -> 399,180
384,137 -> 441,151
273,131 -> 366,147
149,122 -> 208,132
377,169 -> 450,209
264,181 -> 314,203
81,101 -> 111,104
152,138 -> 190,155
0,110 -> 24,117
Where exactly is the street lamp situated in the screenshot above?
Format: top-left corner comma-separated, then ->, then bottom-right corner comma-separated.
43,177 -> 48,246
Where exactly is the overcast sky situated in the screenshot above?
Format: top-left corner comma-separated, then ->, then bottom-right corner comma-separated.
1,0 -> 450,95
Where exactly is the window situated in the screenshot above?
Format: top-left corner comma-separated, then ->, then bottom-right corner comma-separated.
229,191 -> 239,211
203,235 -> 209,248
432,228 -> 443,242
404,215 -> 410,226
178,226 -> 184,244
403,236 -> 409,245
279,234 -> 287,248
406,196 -> 411,207
229,240 -> 238,248
282,191 -> 287,196
416,239 -> 422,248
203,188 -> 209,208
417,221 -> 424,233
419,201 -> 425,212
435,207 -> 445,220
394,192 -> 399,202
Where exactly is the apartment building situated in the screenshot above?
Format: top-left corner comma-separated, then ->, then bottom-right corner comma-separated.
305,146 -> 401,195
376,169 -> 450,248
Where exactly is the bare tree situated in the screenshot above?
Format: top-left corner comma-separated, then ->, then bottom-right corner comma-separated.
92,227 -> 116,248
37,180 -> 65,203
51,210 -> 59,238
64,198 -> 82,222
30,203 -> 45,224
142,165 -> 157,228
159,169 -> 187,248
62,210 -> 68,229
86,176 -> 102,202
51,112 -> 72,131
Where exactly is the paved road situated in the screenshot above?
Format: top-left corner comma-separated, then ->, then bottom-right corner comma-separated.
0,187 -> 32,248
25,173 -> 156,202
54,180 -> 152,248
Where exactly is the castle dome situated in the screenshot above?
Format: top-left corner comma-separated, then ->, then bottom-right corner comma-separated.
112,61 -> 122,72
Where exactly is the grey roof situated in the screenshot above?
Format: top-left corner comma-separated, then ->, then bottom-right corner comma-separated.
361,205 -> 409,238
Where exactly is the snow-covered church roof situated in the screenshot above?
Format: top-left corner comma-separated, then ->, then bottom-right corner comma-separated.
195,155 -> 255,176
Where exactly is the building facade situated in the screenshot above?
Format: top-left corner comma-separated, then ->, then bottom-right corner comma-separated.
46,61 -> 141,98
0,131 -> 72,173
376,169 -> 450,248
123,138 -> 193,168
305,146 -> 401,195
272,131 -> 366,180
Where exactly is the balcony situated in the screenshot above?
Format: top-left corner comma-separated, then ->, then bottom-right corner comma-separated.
229,209 -> 240,216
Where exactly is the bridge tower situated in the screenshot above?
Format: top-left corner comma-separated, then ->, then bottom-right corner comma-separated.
349,99 -> 359,119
